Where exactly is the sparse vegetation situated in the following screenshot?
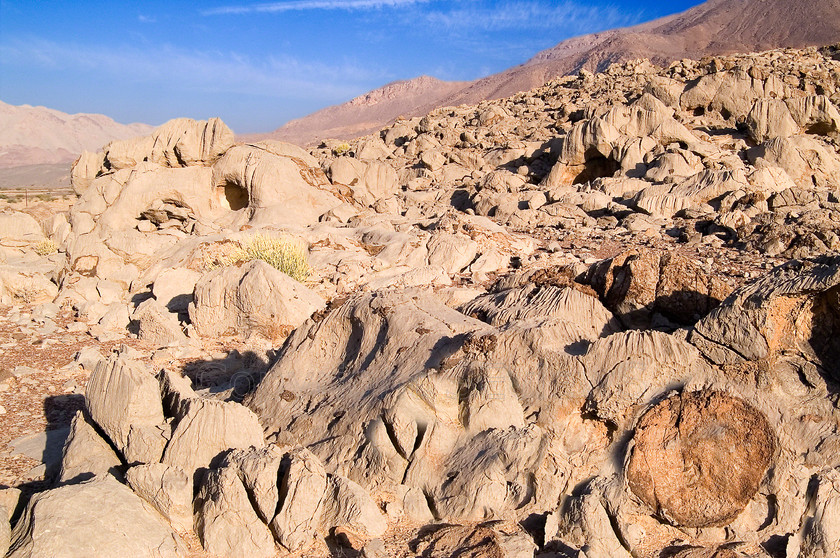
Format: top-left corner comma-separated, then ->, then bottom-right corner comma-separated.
332,142 -> 351,156
242,233 -> 312,282
201,234 -> 312,282
34,239 -> 59,256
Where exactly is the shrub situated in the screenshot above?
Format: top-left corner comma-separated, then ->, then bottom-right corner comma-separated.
34,239 -> 58,256
332,142 -> 351,156
242,234 -> 312,282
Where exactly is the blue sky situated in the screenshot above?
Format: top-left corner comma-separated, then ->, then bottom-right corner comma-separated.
0,0 -> 703,133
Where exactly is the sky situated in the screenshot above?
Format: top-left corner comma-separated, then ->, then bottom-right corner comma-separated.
0,0 -> 704,134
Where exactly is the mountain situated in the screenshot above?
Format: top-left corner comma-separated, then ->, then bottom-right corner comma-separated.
259,0 -> 840,146
250,76 -> 468,147
0,101 -> 153,174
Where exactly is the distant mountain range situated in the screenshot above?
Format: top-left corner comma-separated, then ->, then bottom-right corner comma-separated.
0,101 -> 153,188
257,0 -> 840,146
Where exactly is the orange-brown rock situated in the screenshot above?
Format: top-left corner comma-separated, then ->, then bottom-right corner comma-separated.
626,390 -> 775,528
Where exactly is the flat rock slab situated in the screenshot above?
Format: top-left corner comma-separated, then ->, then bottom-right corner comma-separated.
5,427 -> 70,475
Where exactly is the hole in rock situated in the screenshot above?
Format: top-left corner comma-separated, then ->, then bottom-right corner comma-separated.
575,149 -> 619,184
218,181 -> 249,211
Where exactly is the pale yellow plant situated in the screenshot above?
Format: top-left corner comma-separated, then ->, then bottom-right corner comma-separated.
242,234 -> 312,282
201,234 -> 312,282
34,239 -> 58,256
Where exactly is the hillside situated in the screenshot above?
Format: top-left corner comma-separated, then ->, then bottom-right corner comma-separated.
250,75 -> 467,146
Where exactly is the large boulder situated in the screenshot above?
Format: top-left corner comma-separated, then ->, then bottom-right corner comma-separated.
0,267 -> 57,305
0,211 -> 44,242
212,144 -> 344,223
58,410 -> 123,484
125,463 -> 194,533
194,466 -> 276,558
161,398 -> 265,481
583,249 -> 732,328
626,390 -> 776,528
189,259 -> 325,340
329,157 -> 399,206
689,254 -> 840,378
85,354 -> 168,464
7,475 -> 186,557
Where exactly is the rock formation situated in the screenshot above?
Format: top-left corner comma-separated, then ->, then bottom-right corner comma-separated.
2,43 -> 840,558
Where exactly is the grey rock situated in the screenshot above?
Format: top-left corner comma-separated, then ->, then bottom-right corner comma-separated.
58,410 -> 122,484
134,298 -> 187,346
271,446 -> 328,551
126,463 -> 194,533
320,474 -> 387,539
194,466 -> 276,558
189,259 -> 325,341
8,475 -> 186,557
85,354 -> 167,464
162,398 -> 265,481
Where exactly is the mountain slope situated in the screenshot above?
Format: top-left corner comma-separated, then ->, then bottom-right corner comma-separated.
0,101 -> 153,169
261,0 -> 840,146
255,75 -> 468,146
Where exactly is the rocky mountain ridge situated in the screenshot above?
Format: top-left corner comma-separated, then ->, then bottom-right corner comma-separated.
263,0 -> 840,147
1,43 -> 840,558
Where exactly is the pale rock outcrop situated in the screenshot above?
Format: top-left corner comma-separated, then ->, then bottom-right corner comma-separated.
461,284 -> 619,337
797,468 -> 840,558
85,353 -> 168,465
271,447 -> 328,551
583,249 -> 733,328
680,68 -> 787,119
162,398 -> 265,481
7,475 -> 186,558
152,267 -> 201,312
125,463 -> 194,533
70,150 -> 104,195
689,254 -> 840,371
133,298 -> 187,346
0,267 -> 57,304
219,446 -> 287,525
0,211 -> 44,242
58,410 -> 123,484
747,135 -> 840,188
786,94 -> 840,136
746,98 -> 800,142
104,117 -> 234,171
194,466 -> 276,558
320,474 -> 387,539
189,259 -> 325,340
212,144 -> 344,223
633,168 -> 751,219
329,156 -> 399,206
583,331 -> 716,428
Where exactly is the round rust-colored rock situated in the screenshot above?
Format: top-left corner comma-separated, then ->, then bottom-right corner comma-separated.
626,390 -> 775,528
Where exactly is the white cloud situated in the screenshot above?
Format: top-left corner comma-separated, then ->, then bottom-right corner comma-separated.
422,1 -> 641,32
138,14 -> 156,23
203,0 -> 428,16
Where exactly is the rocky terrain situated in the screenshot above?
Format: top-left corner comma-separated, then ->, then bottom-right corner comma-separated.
1,43 -> 840,558
262,0 -> 840,147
